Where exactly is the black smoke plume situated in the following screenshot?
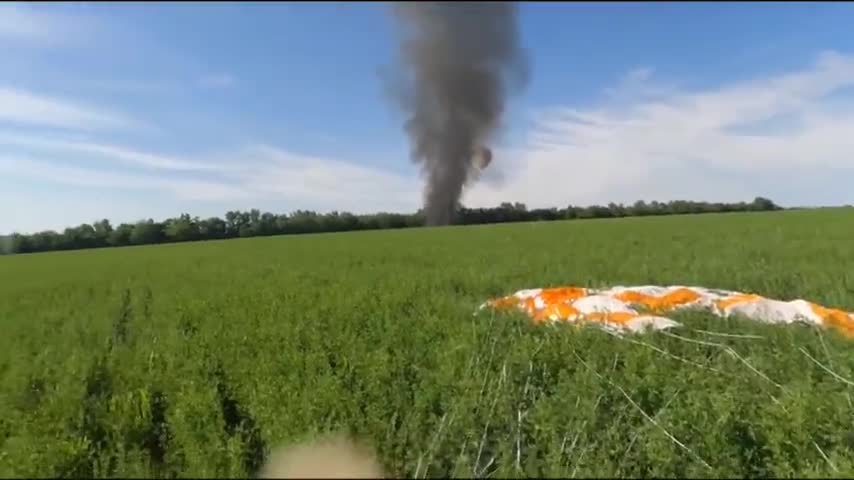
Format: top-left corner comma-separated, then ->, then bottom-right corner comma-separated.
386,2 -> 529,226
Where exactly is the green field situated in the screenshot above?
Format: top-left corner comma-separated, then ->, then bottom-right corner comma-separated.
2,208 -> 854,478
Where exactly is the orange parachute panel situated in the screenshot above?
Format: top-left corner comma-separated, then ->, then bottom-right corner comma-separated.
480,285 -> 854,338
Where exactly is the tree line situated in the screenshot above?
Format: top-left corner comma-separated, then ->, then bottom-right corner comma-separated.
1,197 -> 781,255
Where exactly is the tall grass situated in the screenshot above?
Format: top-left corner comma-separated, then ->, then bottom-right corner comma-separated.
1,208 -> 853,478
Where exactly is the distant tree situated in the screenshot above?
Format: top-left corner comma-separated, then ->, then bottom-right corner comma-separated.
8,234 -> 30,254
129,220 -> 164,245
630,200 -> 648,216
60,224 -> 94,250
93,219 -> 113,247
225,211 -> 245,237
751,196 -> 780,211
289,210 -> 321,234
607,203 -> 625,218
258,212 -> 277,236
199,217 -> 227,239
164,214 -> 199,242
5,197 -> 790,254
25,231 -> 59,252
108,223 -> 134,247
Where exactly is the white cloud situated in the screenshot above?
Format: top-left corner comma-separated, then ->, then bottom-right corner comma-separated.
231,145 -> 421,213
80,79 -> 180,96
0,132 -> 234,171
0,3 -> 97,47
463,50 -> 854,209
0,142 -> 422,214
70,142 -> 223,172
0,4 -> 52,40
0,132 -> 421,212
602,66 -> 675,104
198,73 -> 236,89
0,155 -> 249,202
0,87 -> 138,132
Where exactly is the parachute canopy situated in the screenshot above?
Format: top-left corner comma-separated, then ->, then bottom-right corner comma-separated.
480,284 -> 854,337
471,145 -> 492,171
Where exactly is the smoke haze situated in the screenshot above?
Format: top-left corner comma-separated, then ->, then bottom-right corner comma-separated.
387,2 -> 529,225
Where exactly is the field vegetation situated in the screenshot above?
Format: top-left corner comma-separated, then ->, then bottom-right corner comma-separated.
2,207 -> 854,478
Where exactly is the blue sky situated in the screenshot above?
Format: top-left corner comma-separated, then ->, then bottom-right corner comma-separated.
3,2 -> 854,234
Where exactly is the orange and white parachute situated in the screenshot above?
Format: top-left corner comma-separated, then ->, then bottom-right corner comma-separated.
480,285 -> 854,337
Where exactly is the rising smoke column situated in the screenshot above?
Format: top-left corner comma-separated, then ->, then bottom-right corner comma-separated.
387,2 -> 529,226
